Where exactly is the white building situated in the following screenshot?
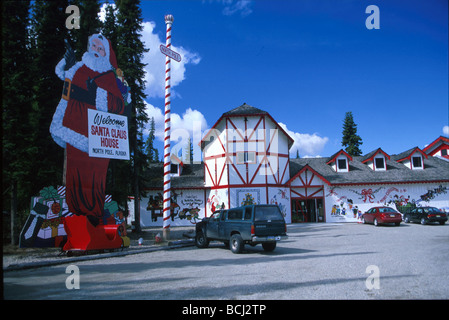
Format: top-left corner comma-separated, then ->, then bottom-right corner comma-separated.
200,104 -> 293,222
137,104 -> 449,226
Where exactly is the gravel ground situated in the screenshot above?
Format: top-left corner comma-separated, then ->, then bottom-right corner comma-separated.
4,222 -> 449,300
3,226 -> 195,270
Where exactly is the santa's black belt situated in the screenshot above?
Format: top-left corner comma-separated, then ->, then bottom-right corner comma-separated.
62,78 -> 96,106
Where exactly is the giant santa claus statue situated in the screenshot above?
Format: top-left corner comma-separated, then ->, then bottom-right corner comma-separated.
50,34 -> 127,228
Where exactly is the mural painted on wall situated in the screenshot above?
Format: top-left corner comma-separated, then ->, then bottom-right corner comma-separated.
146,192 -> 180,222
143,189 -> 205,226
207,188 -> 228,214
325,183 -> 449,222
238,189 -> 260,206
269,188 -> 290,219
20,186 -> 127,248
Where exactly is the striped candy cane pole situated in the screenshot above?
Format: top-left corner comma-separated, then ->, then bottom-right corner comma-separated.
162,14 -> 174,240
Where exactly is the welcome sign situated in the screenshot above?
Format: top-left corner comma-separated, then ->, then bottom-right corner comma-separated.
88,109 -> 129,160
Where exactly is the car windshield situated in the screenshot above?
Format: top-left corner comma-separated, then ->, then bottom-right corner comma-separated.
255,206 -> 284,221
423,207 -> 440,213
379,207 -> 397,213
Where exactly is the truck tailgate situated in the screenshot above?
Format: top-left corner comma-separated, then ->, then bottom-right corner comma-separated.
254,220 -> 286,236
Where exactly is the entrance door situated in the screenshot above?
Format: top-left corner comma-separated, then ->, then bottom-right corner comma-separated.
291,199 -> 306,222
306,199 -> 316,222
291,198 -> 324,223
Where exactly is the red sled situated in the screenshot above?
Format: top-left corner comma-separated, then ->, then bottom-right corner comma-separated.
63,215 -> 123,252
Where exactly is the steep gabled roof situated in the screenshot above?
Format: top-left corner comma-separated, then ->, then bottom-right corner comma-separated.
286,163 -> 331,186
361,148 -> 391,163
200,103 -> 294,150
423,136 -> 449,155
326,149 -> 353,165
222,103 -> 268,117
289,152 -> 449,186
394,147 -> 428,162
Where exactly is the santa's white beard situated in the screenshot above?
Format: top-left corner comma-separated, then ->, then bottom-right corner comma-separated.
82,50 -> 111,73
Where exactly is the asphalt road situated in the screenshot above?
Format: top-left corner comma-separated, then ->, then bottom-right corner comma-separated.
4,222 -> 449,300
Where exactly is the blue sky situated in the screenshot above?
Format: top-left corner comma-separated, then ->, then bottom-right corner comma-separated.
105,0 -> 448,160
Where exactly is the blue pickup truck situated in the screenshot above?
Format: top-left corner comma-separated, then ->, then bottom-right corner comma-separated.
195,204 -> 288,253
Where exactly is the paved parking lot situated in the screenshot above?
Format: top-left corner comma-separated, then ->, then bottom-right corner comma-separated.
4,222 -> 449,300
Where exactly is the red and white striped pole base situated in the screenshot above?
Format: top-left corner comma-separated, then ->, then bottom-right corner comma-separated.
162,14 -> 174,240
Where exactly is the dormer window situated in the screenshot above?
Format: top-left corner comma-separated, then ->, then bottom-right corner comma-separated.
375,157 -> 385,170
337,159 -> 347,170
327,149 -> 352,173
361,148 -> 390,171
396,147 -> 427,170
412,156 -> 422,169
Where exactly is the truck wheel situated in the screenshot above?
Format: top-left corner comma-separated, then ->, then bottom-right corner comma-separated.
230,234 -> 244,254
195,231 -> 209,248
262,242 -> 276,252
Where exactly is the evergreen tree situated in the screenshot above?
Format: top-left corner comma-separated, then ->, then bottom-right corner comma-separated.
145,117 -> 159,163
28,0 -> 69,191
2,0 -> 33,243
115,0 -> 149,232
94,0 -> 131,217
101,1 -> 117,47
184,137 -> 194,164
342,111 -> 363,156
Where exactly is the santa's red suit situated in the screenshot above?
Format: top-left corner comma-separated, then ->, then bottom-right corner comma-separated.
51,34 -> 125,226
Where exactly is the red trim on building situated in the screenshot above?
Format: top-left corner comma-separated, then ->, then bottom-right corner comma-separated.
286,164 -> 331,186
396,147 -> 428,162
326,149 -> 353,165
361,148 -> 391,163
423,136 -> 449,154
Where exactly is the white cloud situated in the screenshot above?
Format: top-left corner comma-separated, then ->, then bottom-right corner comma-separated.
278,123 -> 329,157
141,21 -> 201,99
98,3 -> 115,22
143,102 -> 164,139
144,103 -> 328,160
203,0 -> 253,17
443,125 -> 449,136
221,0 -> 253,17
144,102 -> 208,161
99,4 -> 201,99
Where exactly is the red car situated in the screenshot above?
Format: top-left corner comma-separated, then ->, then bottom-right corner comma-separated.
361,206 -> 402,226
